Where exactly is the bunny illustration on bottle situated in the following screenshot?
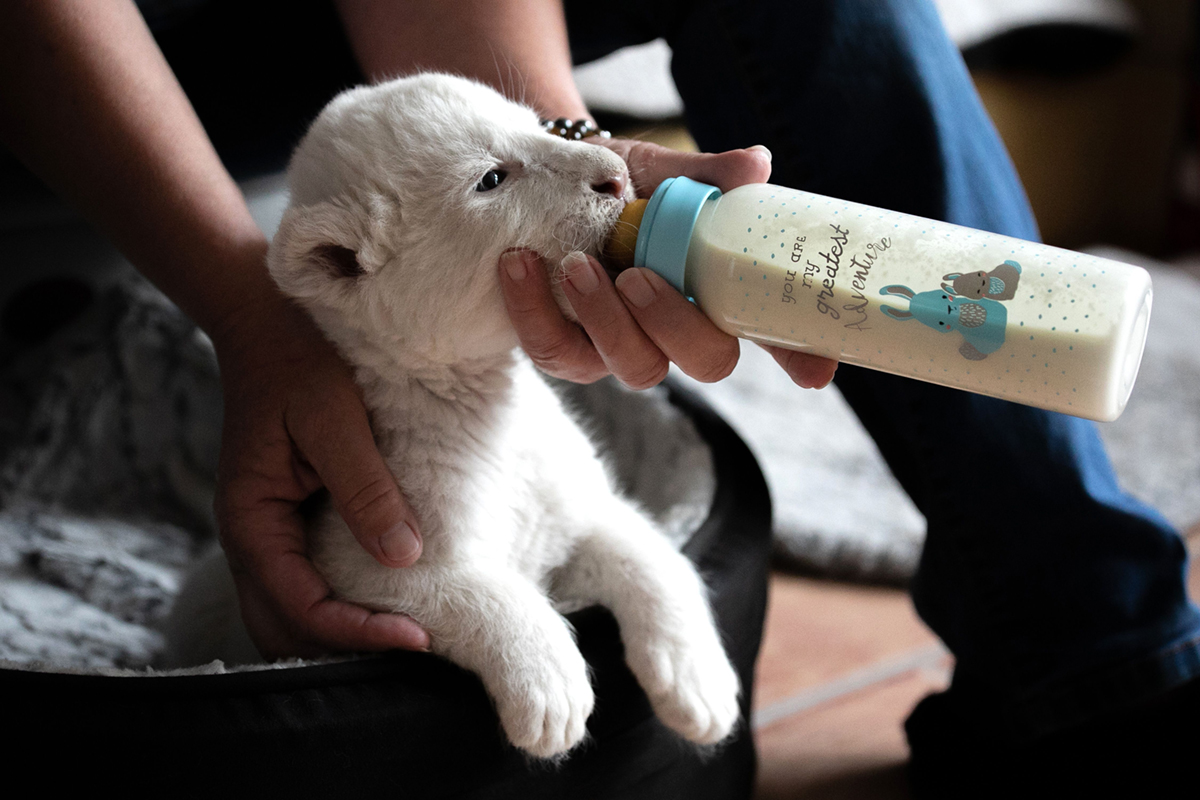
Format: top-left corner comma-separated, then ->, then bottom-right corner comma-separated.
880,285 -> 1008,361
941,260 -> 1022,301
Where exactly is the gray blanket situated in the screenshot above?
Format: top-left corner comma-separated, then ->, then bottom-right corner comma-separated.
0,268 -> 714,671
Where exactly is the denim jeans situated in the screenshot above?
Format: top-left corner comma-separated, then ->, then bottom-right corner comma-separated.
566,0 -> 1200,742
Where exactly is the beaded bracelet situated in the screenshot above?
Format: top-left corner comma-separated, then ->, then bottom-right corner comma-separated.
539,117 -> 612,141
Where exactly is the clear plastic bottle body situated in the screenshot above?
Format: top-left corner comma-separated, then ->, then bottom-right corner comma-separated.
678,184 -> 1151,422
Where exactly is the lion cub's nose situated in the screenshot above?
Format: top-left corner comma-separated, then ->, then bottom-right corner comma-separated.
591,172 -> 628,198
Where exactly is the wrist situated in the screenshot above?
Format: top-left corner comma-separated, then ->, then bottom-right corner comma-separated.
540,117 -> 611,141
193,238 -> 294,353
528,94 -> 591,126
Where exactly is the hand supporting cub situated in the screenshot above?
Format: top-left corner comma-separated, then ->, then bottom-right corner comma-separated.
210,290 -> 430,660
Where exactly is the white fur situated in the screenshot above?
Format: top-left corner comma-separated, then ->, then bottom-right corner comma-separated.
267,74 -> 739,758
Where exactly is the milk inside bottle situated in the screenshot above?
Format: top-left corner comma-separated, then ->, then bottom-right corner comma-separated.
606,177 -> 1152,422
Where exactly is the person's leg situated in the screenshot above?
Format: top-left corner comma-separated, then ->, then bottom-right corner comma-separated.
571,0 -> 1200,762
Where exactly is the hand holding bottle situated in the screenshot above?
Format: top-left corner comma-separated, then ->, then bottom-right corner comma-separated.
498,141 -> 840,392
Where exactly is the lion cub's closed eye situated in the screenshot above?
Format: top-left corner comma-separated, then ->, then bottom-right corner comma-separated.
263,73 -> 741,758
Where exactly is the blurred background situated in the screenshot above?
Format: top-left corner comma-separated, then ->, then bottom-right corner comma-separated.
580,0 -> 1199,261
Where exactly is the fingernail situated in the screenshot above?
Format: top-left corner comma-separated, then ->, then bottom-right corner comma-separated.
615,268 -> 656,309
563,251 -> 598,294
501,249 -> 527,281
748,144 -> 772,163
782,352 -> 815,389
380,522 -> 421,565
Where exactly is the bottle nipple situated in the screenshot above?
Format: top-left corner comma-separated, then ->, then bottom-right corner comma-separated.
602,199 -> 648,273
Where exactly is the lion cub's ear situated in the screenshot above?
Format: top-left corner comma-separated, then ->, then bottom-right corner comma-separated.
268,195 -> 400,299
309,243 -> 364,279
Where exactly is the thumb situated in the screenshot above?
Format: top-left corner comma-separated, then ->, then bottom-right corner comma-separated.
292,396 -> 423,568
601,139 -> 773,195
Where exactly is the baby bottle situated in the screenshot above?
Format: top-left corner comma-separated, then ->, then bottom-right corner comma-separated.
605,177 -> 1152,422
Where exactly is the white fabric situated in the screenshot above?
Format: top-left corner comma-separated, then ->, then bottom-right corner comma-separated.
932,0 -> 1137,50
572,1 -> 1138,119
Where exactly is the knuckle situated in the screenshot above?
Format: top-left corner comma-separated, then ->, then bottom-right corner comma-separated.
503,283 -> 548,317
526,333 -> 583,373
570,368 -> 611,384
214,524 -> 254,576
622,142 -> 661,191
618,356 -> 670,391
341,476 -> 399,527
585,307 -> 627,342
692,346 -> 740,383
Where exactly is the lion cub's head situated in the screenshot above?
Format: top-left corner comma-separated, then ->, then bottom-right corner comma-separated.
269,73 -> 631,370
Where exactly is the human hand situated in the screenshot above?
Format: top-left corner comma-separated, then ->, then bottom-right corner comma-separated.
498,140 -> 838,390
210,292 -> 430,660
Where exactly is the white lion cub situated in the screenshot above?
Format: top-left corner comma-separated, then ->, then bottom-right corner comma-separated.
267,73 -> 740,758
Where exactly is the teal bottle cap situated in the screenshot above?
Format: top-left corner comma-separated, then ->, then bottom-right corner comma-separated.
634,176 -> 722,295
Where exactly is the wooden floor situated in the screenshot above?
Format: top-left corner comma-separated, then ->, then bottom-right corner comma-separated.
749,522 -> 1200,799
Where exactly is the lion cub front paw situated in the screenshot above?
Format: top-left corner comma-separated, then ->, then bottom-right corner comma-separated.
629,630 -> 741,745
489,644 -> 595,758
